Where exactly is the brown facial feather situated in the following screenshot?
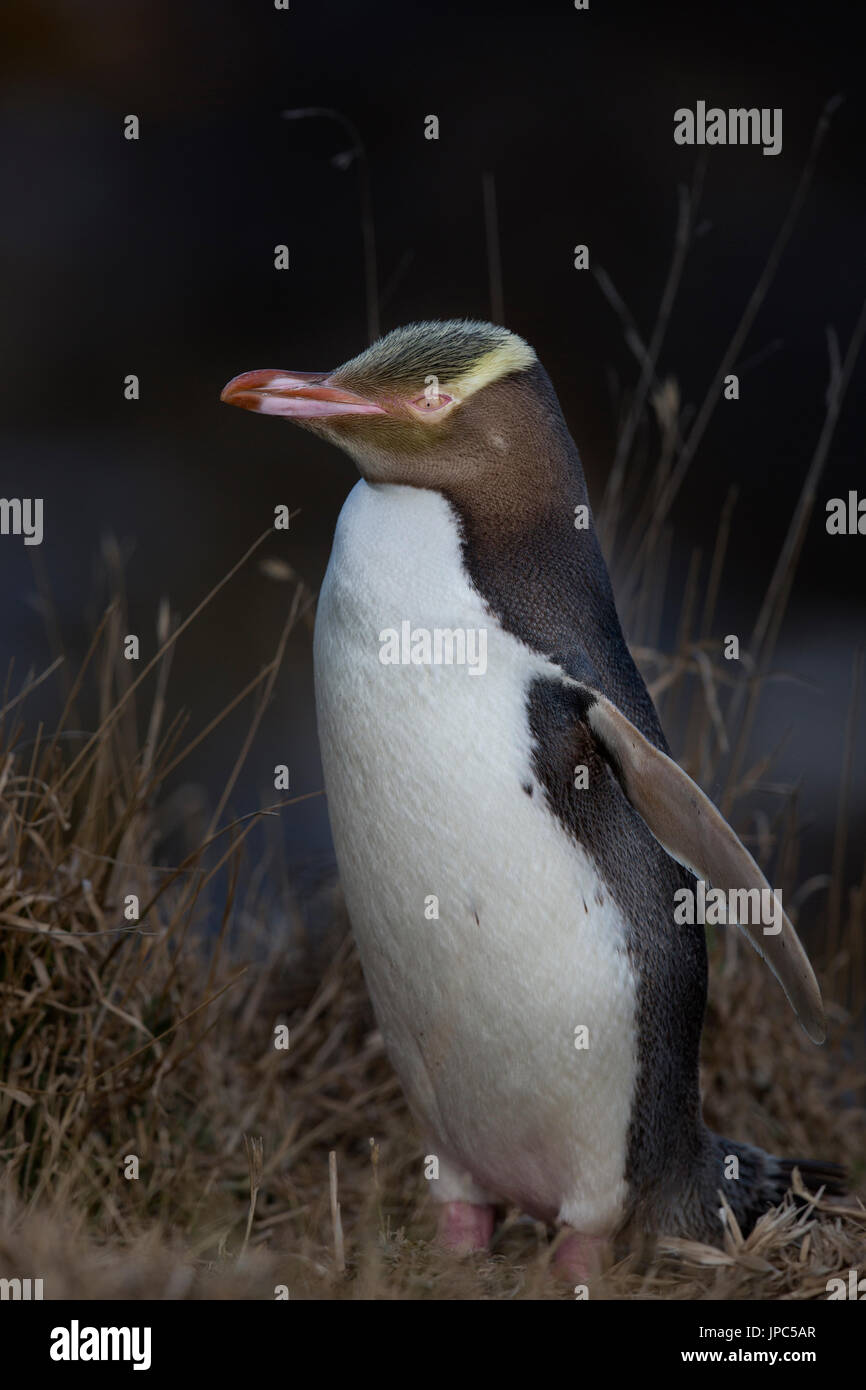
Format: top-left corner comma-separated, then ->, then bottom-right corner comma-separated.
322,363 -> 575,529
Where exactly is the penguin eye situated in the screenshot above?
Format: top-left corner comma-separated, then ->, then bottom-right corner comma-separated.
411,392 -> 454,412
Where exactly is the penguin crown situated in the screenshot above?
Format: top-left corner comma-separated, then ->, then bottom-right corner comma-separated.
335,320 -> 536,399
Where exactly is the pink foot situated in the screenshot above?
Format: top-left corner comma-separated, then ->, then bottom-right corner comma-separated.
552,1231 -> 608,1282
435,1201 -> 496,1252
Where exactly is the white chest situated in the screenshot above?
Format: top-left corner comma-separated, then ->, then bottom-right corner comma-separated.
313,481 -> 638,1229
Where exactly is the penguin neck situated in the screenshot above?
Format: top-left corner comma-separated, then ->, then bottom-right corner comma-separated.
444,465 -> 613,669
437,385 -> 663,739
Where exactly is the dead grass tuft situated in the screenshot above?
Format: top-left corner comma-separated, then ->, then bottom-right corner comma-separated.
0,570 -> 862,1299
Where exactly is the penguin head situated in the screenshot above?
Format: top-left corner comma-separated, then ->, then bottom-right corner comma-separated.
221,320 -> 547,489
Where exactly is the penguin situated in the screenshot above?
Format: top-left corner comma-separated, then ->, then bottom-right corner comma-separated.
221,320 -> 842,1272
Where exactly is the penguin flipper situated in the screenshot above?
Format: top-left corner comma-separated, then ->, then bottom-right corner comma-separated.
568,679 -> 826,1045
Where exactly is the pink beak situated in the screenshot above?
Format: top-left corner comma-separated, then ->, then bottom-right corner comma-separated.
220,369 -> 387,419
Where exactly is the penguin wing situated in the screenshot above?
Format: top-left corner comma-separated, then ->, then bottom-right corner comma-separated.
566,678 -> 826,1044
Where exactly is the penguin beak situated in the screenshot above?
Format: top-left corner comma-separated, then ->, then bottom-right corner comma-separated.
220,369 -> 387,419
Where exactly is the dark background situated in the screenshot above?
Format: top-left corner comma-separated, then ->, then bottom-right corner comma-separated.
0,0 -> 863,913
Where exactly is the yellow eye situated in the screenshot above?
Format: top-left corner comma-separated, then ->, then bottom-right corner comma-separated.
412,392 -> 453,411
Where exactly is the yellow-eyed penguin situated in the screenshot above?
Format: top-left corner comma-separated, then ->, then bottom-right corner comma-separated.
221,320 -> 841,1271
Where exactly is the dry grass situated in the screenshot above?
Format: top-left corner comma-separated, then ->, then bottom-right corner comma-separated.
0,519 -> 863,1300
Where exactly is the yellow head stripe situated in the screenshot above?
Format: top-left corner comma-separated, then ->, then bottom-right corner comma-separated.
447,335 -> 536,399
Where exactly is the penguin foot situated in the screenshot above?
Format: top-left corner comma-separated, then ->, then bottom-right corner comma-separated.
551,1230 -> 608,1282
435,1201 -> 496,1252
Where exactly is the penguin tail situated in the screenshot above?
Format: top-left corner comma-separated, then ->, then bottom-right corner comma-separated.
709,1134 -> 846,1238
